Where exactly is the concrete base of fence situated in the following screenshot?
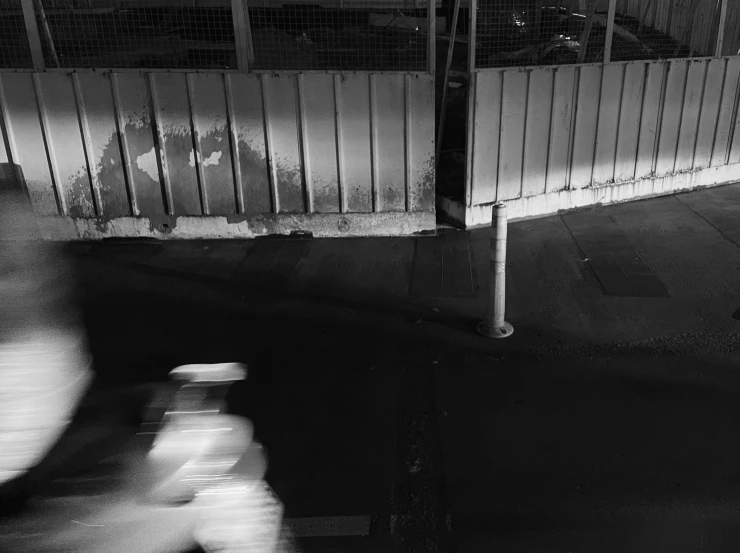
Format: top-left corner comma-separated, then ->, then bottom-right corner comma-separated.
438,163 -> 740,229
35,211 -> 436,240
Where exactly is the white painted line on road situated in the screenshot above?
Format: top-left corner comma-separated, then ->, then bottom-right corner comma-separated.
286,516 -> 372,538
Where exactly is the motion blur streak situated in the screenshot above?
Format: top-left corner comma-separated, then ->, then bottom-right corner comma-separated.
0,170 -> 93,486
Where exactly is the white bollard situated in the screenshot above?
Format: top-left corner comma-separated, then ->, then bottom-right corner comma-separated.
477,203 -> 514,339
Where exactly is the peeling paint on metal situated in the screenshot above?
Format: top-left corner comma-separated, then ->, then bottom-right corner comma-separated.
35,73 -> 96,217
274,157 -> 304,213
91,132 -> 131,217
415,157 -> 436,212
202,151 -> 222,166
196,124 -> 234,214
5,69 -> 438,236
136,147 -> 160,184
114,74 -> 165,218
67,166 -> 95,218
226,213 -> 248,224
75,73 -> 130,219
158,131 -> 201,214
227,74 -> 275,214
147,213 -> 178,233
237,139 -> 271,213
151,73 -> 201,216
51,211 -> 434,240
188,74 -> 236,215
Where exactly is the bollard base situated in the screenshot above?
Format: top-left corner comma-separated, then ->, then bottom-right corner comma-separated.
477,321 -> 514,339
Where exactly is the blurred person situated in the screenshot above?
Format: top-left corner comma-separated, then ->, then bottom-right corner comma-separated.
0,167 -> 292,552
0,167 -> 95,510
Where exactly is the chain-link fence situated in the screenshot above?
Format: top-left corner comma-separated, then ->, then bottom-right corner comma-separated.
3,0 -> 238,69
0,0 -> 34,68
721,0 -> 740,56
0,0 -> 430,71
0,0 -> 733,71
473,0 -> 725,69
248,1 -> 430,71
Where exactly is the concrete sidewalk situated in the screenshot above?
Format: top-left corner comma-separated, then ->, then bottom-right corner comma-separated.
6,182 -> 740,553
76,182 -> 740,345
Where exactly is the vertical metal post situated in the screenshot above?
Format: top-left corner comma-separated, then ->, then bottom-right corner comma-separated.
603,0 -> 617,63
20,0 -> 45,71
427,0 -> 436,73
477,203 -> 513,339
577,0 -> 597,63
715,0 -> 728,57
468,0 -> 477,74
435,0 -> 461,168
464,0 -> 478,208
231,0 -> 253,71
34,0 -> 58,67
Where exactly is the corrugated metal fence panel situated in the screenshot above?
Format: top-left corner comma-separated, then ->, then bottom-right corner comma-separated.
262,74 -> 304,214
0,71 -> 432,221
545,66 -> 576,195
0,118 -> 7,164
470,71 -> 501,206
0,73 -> 57,214
655,60 -> 688,176
521,67 -> 553,199
35,73 -> 95,218
336,74 -> 373,213
497,70 -> 527,202
298,73 -> 340,214
150,73 -> 202,216
569,65 -> 601,190
188,73 -> 237,216
372,74 -> 407,212
110,73 -> 163,218
723,0 -> 740,56
469,57 -> 740,209
675,59 -> 708,172
406,73 -> 435,213
712,58 -> 740,167
225,73 -> 271,214
694,58 -> 726,170
592,64 -> 624,185
74,73 -> 131,218
614,62 -> 645,182
634,62 -> 665,180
